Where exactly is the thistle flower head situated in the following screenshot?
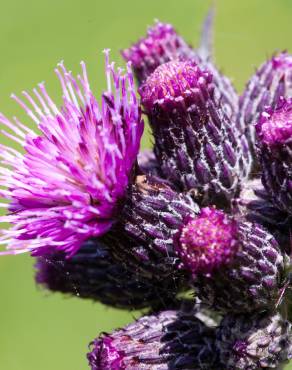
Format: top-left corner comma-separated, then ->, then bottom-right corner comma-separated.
256,96 -> 292,214
139,60 -> 212,112
0,50 -> 144,257
88,308 -> 218,370
238,51 -> 292,173
177,207 -> 238,276
122,21 -> 191,84
138,59 -> 246,203
256,97 -> 292,146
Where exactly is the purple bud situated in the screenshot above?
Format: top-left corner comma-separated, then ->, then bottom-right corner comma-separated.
139,61 -> 247,206
256,97 -> 292,214
103,175 -> 199,287
190,213 -> 286,313
87,307 -> 218,370
177,207 -> 238,275
239,52 -> 292,173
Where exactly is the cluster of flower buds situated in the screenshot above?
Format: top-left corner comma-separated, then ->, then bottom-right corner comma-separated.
1,9 -> 292,369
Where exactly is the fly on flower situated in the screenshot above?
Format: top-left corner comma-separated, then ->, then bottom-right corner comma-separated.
0,50 -> 144,257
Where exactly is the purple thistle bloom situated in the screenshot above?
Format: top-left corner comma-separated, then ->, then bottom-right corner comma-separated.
194,221 -> 286,313
87,306 -> 218,370
256,97 -> 292,214
0,51 -> 144,257
238,52 -> 292,172
139,60 -> 247,206
177,207 -> 238,276
176,208 -> 286,313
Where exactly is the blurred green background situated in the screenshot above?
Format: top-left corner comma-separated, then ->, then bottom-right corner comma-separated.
0,0 -> 291,369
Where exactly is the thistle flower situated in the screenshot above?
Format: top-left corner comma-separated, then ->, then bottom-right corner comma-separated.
176,207 -> 286,313
87,307 -> 218,370
35,238 -> 180,310
139,60 -> 248,206
0,51 -> 143,257
238,52 -> 292,171
177,207 -> 238,276
216,311 -> 291,369
256,97 -> 292,215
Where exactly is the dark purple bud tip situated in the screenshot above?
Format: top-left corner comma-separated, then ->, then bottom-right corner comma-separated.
257,97 -> 292,146
177,207 -> 238,275
88,336 -> 123,370
139,60 -> 213,113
